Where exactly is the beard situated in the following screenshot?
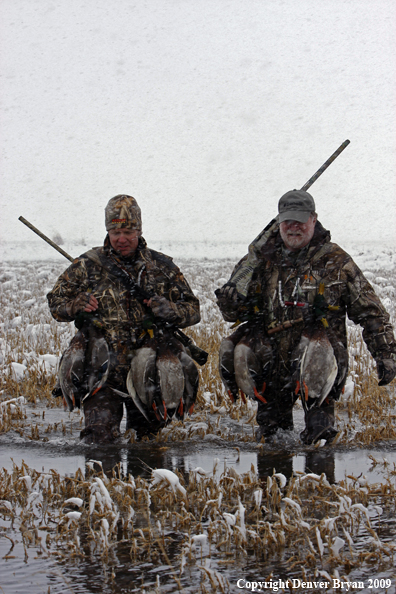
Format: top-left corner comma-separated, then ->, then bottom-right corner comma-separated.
280,229 -> 309,251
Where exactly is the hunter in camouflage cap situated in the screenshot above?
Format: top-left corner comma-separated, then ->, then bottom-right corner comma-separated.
105,195 -> 142,231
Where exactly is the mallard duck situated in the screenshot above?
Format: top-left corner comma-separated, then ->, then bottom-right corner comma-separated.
82,324 -> 110,402
59,328 -> 88,411
177,348 -> 199,417
112,334 -> 198,423
59,322 -> 110,411
156,339 -> 185,420
220,329 -> 272,404
219,336 -> 240,402
293,324 -> 338,410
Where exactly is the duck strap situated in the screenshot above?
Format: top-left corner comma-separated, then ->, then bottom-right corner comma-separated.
85,250 -> 208,366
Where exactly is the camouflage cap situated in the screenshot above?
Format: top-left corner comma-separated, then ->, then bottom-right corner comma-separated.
105,195 -> 142,231
278,190 -> 316,223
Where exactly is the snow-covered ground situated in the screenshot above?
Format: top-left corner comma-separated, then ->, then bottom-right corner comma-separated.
2,235 -> 396,266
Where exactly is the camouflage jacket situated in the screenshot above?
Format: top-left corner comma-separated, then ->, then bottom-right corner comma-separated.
47,237 -> 200,372
218,221 -> 396,366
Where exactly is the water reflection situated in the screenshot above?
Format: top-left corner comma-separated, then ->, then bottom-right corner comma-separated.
1,439 -> 395,486
2,440 -> 396,594
303,449 -> 336,483
79,442 -> 338,485
257,450 -> 294,482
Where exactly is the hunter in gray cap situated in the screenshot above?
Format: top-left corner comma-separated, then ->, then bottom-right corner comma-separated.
278,190 -> 317,252
216,188 -> 396,446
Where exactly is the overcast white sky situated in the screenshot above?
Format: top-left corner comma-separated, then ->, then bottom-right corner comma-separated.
1,0 -> 395,258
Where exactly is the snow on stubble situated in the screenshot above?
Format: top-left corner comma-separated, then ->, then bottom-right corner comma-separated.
0,247 -> 395,403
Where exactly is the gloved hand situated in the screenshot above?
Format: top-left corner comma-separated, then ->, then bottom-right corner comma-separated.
148,295 -> 178,322
215,282 -> 240,303
376,357 -> 396,386
66,292 -> 99,317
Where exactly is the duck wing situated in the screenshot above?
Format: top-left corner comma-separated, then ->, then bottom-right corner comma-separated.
130,346 -> 157,410
84,325 -> 110,399
219,337 -> 239,402
178,350 -> 199,417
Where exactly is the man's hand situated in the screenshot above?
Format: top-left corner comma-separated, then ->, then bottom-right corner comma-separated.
146,295 -> 178,322
376,357 -> 396,386
67,292 -> 99,317
215,282 -> 240,304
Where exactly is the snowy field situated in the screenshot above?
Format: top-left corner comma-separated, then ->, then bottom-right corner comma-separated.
1,239 -> 395,398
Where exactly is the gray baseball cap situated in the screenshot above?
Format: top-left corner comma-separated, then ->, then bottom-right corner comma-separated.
278,190 -> 316,223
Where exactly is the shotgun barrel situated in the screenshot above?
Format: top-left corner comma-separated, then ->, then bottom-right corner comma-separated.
18,216 -> 74,262
300,139 -> 350,192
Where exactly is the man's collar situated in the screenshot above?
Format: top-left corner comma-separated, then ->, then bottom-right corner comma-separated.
281,243 -> 310,264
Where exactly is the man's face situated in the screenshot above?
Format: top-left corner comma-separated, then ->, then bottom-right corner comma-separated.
108,228 -> 140,257
279,214 -> 317,251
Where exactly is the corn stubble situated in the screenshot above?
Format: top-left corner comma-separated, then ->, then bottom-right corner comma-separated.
1,456 -> 396,590
0,259 -> 395,443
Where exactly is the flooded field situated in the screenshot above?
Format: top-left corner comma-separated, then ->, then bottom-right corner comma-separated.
2,398 -> 396,594
1,253 -> 396,593
2,402 -> 396,485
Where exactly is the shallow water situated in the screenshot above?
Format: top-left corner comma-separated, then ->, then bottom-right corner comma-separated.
2,401 -> 396,485
2,402 -> 396,594
2,435 -> 396,487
